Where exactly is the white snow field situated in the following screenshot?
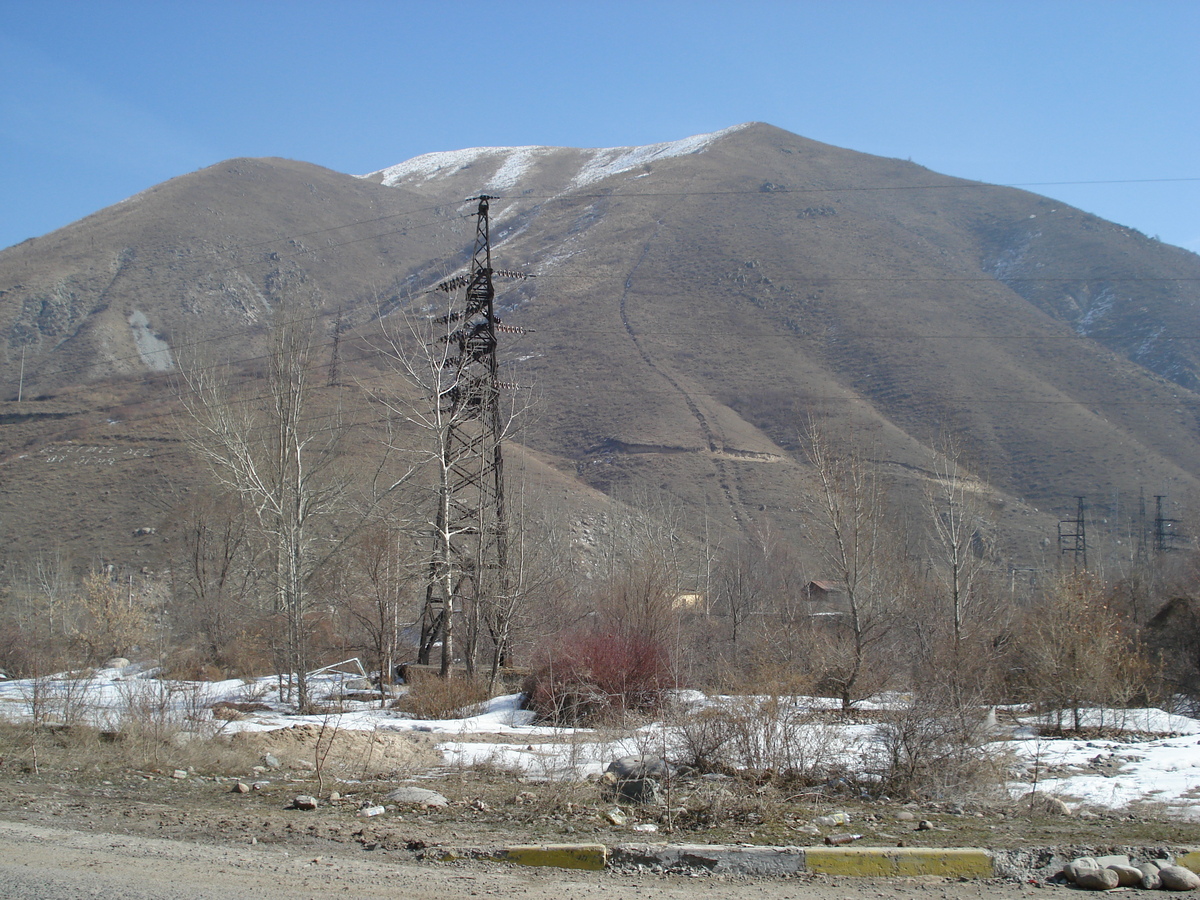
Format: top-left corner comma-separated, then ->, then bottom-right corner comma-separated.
2,663 -> 1199,818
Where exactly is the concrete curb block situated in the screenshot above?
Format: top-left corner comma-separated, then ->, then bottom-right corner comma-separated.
448,842 -> 1200,880
804,847 -> 995,878
613,843 -> 807,876
614,844 -> 994,878
493,844 -> 608,871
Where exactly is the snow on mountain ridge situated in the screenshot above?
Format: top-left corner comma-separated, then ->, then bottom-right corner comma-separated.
364,124 -> 752,192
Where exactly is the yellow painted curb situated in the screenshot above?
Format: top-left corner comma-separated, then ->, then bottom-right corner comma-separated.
497,844 -> 608,871
804,847 -> 994,878
1176,851 -> 1200,874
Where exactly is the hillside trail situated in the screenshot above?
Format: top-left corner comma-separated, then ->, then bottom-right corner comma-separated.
617,208 -> 751,530
0,819 -> 1051,900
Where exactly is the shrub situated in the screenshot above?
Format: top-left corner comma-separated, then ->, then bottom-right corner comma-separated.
392,673 -> 491,720
524,629 -> 673,725
673,695 -> 843,781
868,692 -> 1009,799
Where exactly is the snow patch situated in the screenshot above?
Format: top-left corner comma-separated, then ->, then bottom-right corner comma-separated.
364,124 -> 753,192
372,145 -> 545,188
568,124 -> 748,189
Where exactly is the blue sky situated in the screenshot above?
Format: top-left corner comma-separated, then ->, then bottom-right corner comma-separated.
2,0 -> 1198,253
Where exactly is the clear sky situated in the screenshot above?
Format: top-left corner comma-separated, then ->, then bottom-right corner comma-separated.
2,0 -> 1197,254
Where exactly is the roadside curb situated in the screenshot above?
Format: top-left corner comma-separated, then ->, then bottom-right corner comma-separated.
804,846 -> 995,878
481,842 -> 1200,879
493,844 -> 609,870
613,843 -> 994,878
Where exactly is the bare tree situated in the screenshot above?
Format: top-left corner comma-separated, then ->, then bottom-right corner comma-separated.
342,519 -> 421,693
926,437 -> 995,656
179,302 -> 364,710
802,419 -> 901,709
167,493 -> 262,669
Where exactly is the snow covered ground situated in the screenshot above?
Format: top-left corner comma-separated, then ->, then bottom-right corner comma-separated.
2,663 -> 1199,818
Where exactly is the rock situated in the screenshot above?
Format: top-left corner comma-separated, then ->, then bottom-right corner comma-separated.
262,753 -> 281,769
895,810 -> 915,822
1017,791 -> 1072,815
1158,866 -> 1200,891
916,820 -> 934,831
383,786 -> 448,808
1064,857 -> 1100,882
104,657 -> 131,670
357,805 -> 385,817
328,791 -> 341,802
631,823 -> 658,833
605,754 -> 668,780
232,782 -> 250,794
291,795 -> 319,810
600,755 -> 667,804
603,807 -> 628,826
1139,864 -> 1163,891
1107,864 -> 1142,887
1074,868 -> 1120,891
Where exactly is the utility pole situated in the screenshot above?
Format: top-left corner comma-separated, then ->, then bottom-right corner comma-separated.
418,196 -> 530,676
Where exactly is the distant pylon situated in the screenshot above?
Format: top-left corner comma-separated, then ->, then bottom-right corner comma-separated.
1154,494 -> 1182,554
418,196 -> 531,676
1057,496 -> 1087,572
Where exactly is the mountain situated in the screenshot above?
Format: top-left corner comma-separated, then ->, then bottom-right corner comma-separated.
2,122 -> 1200,573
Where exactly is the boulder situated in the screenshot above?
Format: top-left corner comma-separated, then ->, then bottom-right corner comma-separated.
600,754 -> 668,804
1140,861 -> 1163,890
383,786 -> 448,808
1063,857 -> 1100,882
1158,866 -> 1200,891
1107,864 -> 1143,887
1017,791 -> 1071,815
605,754 -> 668,780
291,795 -> 319,810
1073,868 -> 1119,891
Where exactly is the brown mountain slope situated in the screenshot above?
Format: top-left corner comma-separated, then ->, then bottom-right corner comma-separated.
2,123 -> 1200,573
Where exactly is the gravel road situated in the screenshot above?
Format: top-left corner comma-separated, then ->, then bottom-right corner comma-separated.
0,819 -> 1060,900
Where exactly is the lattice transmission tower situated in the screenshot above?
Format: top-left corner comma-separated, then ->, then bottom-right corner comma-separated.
418,196 -> 530,675
1057,496 -> 1087,572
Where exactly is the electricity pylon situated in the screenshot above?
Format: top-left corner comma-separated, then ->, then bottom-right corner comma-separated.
418,196 -> 530,676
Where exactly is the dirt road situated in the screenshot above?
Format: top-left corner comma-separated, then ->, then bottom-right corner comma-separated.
0,818 -> 1061,900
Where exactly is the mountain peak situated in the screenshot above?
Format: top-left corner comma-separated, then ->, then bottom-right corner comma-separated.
363,123 -> 757,193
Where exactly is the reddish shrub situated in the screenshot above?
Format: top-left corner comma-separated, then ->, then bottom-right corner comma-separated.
524,629 -> 674,725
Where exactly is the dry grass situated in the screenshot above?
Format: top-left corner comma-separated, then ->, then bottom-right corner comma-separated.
0,720 -> 259,777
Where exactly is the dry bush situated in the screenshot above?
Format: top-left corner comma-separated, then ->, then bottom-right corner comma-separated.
158,647 -> 226,682
70,572 -> 150,665
523,629 -> 674,725
1010,572 -> 1153,732
672,694 -> 842,782
868,693 -> 1009,800
19,670 -> 99,729
392,673 -> 492,720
